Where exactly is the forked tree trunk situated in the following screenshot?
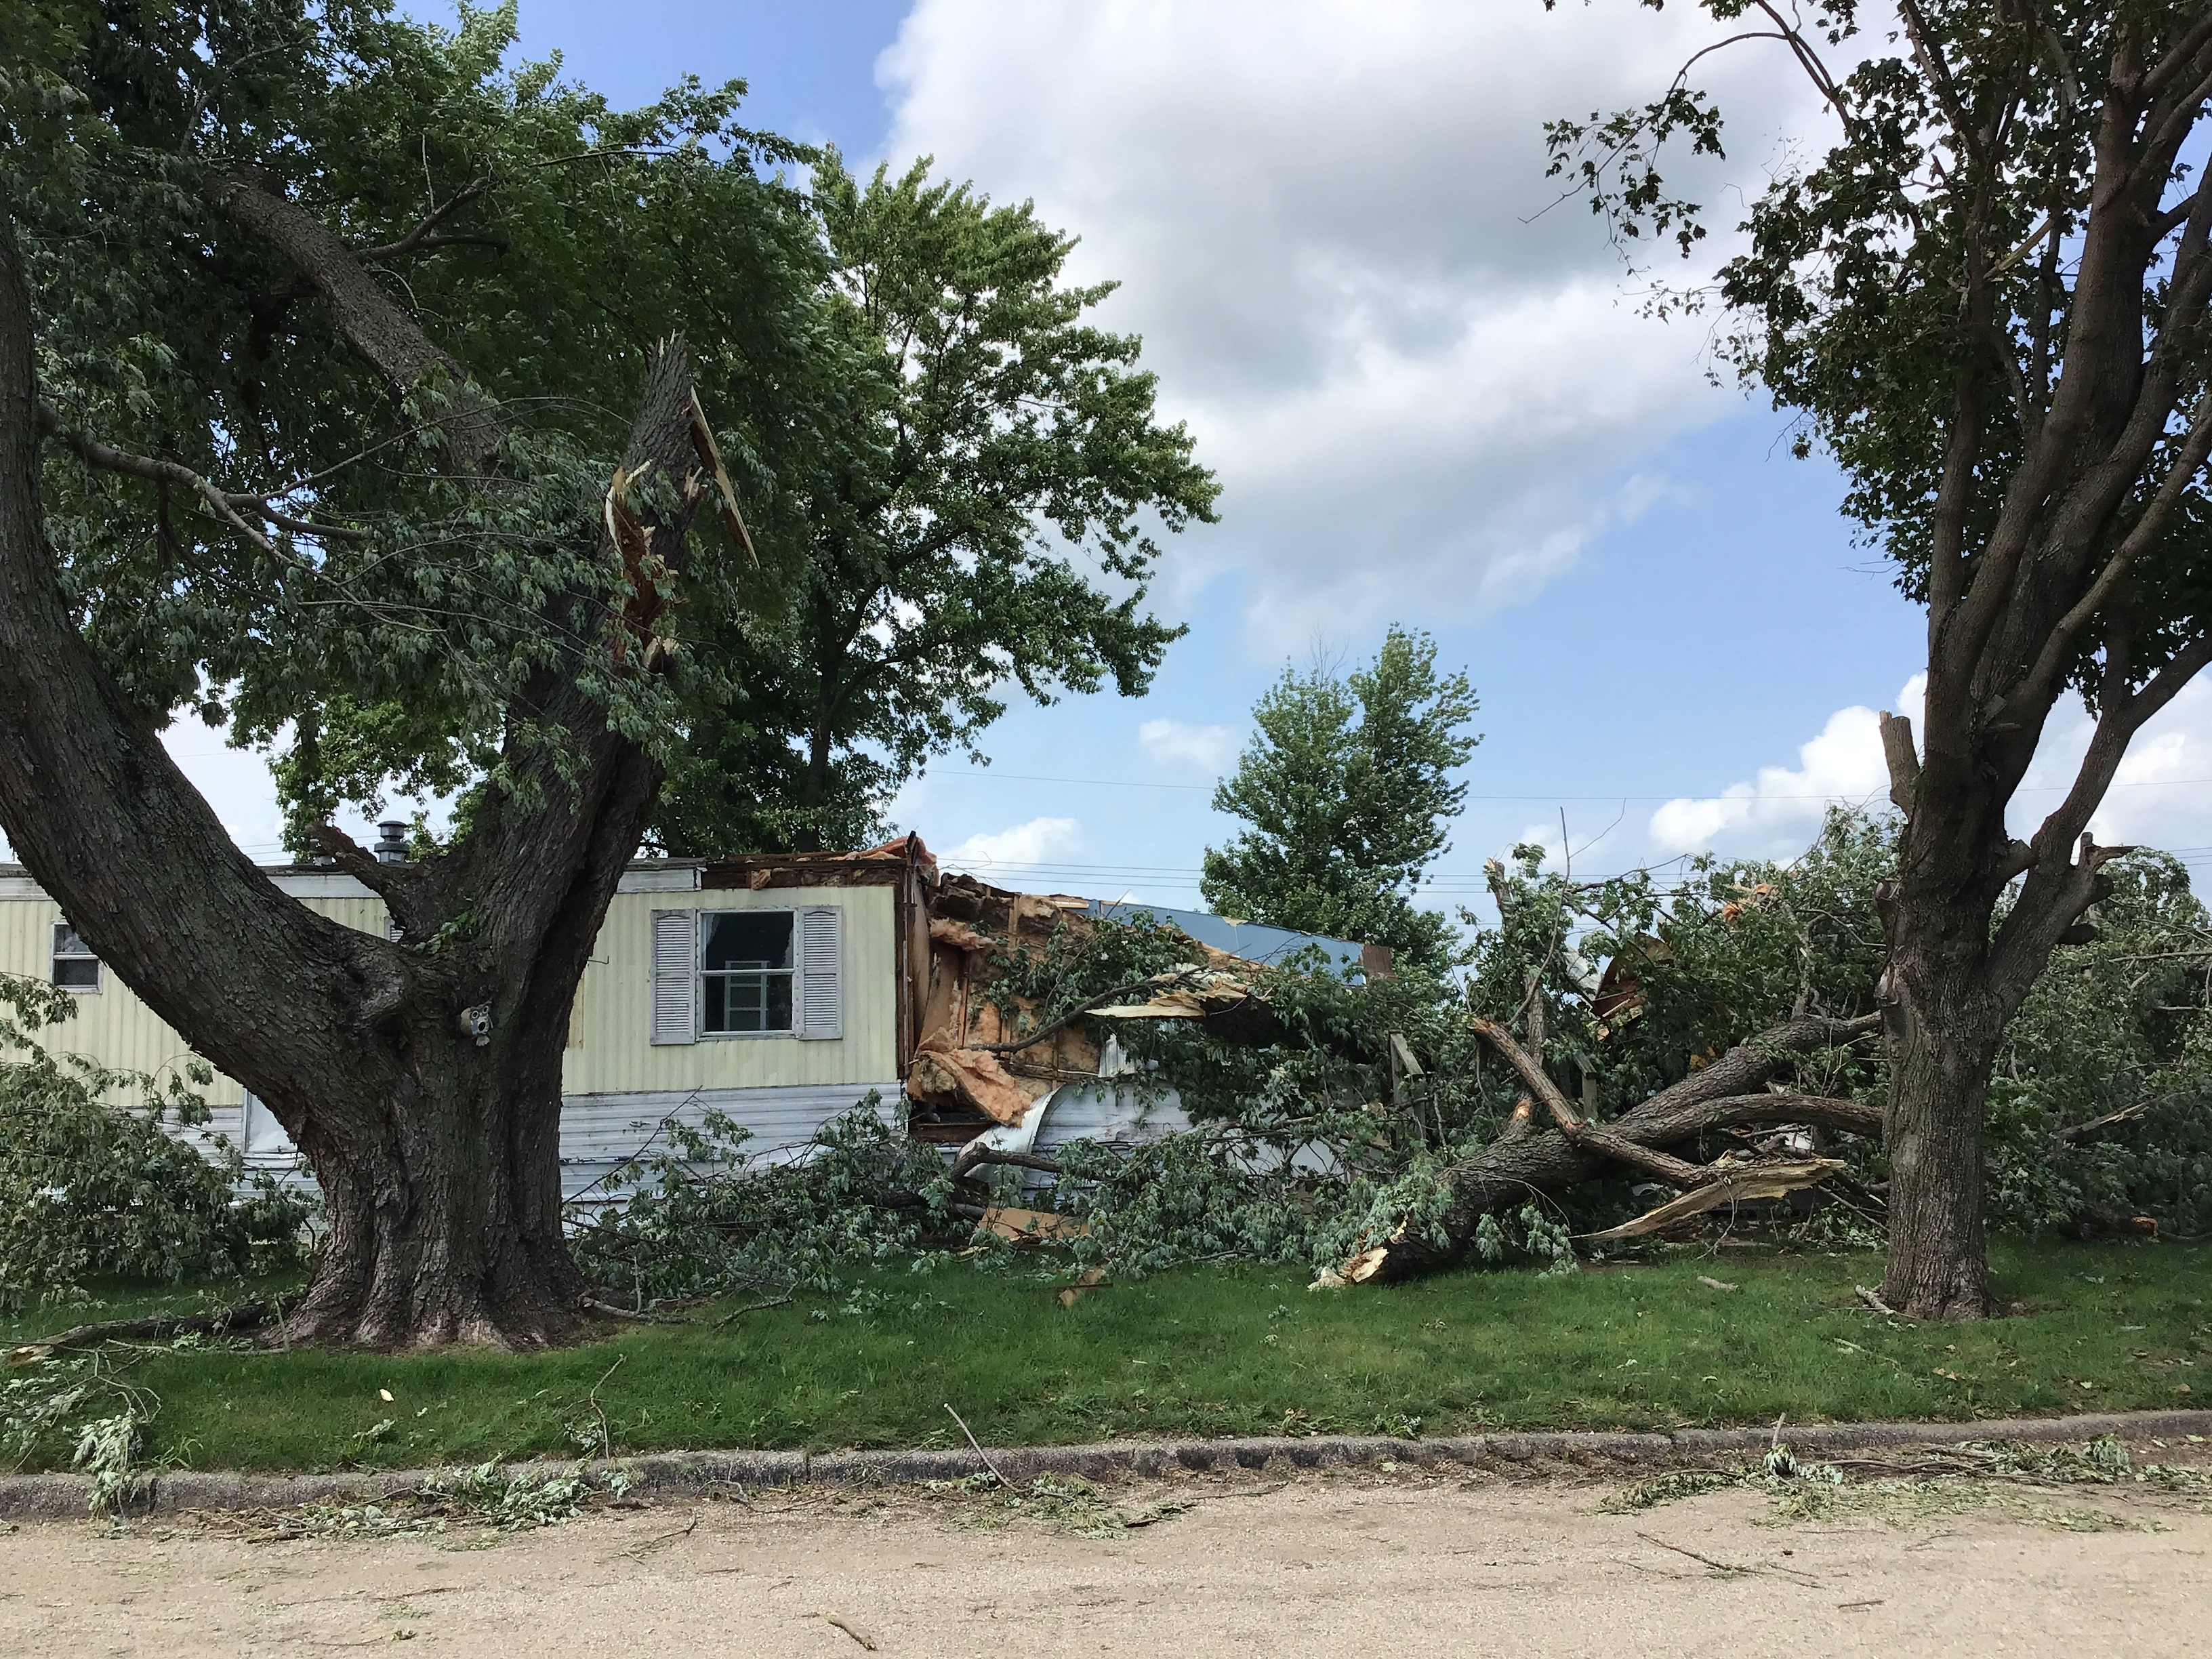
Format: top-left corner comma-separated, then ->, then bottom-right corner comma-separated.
0,193 -> 710,1347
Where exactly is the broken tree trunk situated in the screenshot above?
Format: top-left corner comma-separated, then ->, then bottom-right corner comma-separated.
1340,1012 -> 1882,1284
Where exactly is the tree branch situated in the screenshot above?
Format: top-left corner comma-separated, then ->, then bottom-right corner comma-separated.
353,176 -> 501,263
2007,394 -> 2212,721
35,399 -> 371,548
206,168 -> 501,467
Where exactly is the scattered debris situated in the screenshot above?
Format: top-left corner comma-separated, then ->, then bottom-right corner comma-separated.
942,1403 -> 1008,1488
1696,1275 -> 1739,1292
821,1612 -> 878,1650
1057,1266 -> 1109,1309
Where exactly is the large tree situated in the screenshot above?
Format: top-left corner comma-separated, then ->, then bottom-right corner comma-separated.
653,152 -> 1219,855
1201,626 -> 1478,968
1548,1 -> 2212,1315
0,1 -> 825,1345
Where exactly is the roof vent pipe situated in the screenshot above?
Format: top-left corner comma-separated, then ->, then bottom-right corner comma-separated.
374,821 -> 409,864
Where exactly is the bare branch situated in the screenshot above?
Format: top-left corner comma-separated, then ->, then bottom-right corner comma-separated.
2009,396 -> 2212,719
352,176 -> 501,263
35,398 -> 370,547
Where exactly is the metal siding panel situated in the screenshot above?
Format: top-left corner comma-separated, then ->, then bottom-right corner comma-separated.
556,1082 -> 902,1202
0,890 -> 391,1109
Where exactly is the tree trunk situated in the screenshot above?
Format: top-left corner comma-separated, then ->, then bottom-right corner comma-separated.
0,198 -> 707,1347
1877,882 -> 2001,1321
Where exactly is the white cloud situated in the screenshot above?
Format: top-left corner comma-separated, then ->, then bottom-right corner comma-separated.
1645,668 -> 2212,870
879,1 -> 1833,647
1646,676 -> 1919,860
943,815 -> 1084,873
1138,717 -> 1237,773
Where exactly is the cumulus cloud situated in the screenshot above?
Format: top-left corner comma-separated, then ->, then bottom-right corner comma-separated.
1138,717 -> 1238,774
879,1 -> 1832,646
1645,670 -> 2212,871
1645,678 -> 1914,861
943,815 -> 1084,874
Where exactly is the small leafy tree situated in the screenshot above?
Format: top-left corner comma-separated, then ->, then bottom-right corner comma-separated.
655,152 -> 1221,855
1547,1 -> 2212,1315
1202,627 -> 1479,968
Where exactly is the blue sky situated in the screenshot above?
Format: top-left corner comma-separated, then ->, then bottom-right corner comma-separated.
156,1 -> 2212,911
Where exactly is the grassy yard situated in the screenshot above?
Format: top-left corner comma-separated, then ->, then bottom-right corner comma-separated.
4,1238 -> 2206,1473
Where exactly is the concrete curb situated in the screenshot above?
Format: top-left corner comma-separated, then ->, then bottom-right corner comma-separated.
3,1409 -> 2208,1523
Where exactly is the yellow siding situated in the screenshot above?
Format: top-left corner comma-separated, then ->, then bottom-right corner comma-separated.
563,886 -> 899,1092
0,893 -> 385,1105
0,880 -> 899,1101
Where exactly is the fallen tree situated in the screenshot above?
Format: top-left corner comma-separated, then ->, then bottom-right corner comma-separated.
1337,1012 -> 1884,1284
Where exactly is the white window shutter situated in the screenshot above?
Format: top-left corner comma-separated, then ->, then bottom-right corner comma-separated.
649,909 -> 698,1045
796,905 -> 844,1040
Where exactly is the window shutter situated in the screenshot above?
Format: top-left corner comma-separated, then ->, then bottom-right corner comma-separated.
796,905 -> 844,1041
649,909 -> 698,1046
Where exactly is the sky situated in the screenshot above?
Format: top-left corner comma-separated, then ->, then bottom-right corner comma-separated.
145,1 -> 2212,914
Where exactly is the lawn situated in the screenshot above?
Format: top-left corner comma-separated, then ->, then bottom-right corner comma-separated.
3,1238 -> 2205,1473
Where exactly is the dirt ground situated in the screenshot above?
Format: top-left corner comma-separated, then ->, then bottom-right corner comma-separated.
3,1458 -> 2209,1658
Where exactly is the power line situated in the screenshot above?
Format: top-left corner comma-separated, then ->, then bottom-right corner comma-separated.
920,768 -> 2212,802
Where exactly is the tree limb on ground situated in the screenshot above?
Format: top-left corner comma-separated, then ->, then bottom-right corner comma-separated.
7,1298 -> 293,1365
1340,1012 -> 1885,1284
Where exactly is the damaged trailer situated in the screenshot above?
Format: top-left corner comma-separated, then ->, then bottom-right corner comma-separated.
0,834 -> 1382,1207
883,836 -> 1388,1179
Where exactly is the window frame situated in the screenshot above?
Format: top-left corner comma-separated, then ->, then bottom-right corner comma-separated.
50,921 -> 101,993
696,907 -> 798,1039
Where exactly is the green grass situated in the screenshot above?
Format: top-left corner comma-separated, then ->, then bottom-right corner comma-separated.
5,1238 -> 2206,1473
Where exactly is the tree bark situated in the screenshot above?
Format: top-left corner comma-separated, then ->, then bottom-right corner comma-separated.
1345,1012 -> 1882,1283
1876,878 -> 2001,1320
0,183 -> 707,1347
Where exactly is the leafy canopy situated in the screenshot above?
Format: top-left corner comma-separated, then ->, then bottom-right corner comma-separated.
655,152 -> 1220,854
1202,627 -> 1479,966
6,0 -> 825,848
1544,0 -> 2212,712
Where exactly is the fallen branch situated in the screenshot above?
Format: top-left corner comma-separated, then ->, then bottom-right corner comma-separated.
1582,1160 -> 1846,1242
972,968 -> 1207,1056
1345,1011 -> 1887,1284
579,1296 -> 696,1326
7,1296 -> 291,1364
943,1401 -> 1008,1487
712,1291 -> 794,1330
948,1143 -> 1065,1184
1636,1530 -> 1823,1586
2052,1099 -> 2151,1144
1855,1284 -> 1904,1317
